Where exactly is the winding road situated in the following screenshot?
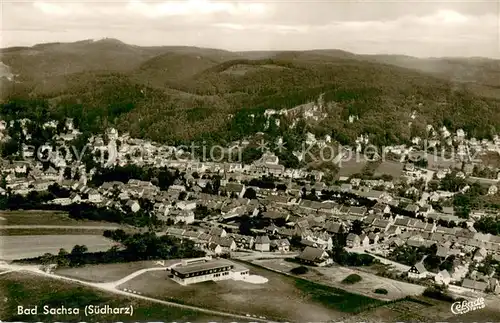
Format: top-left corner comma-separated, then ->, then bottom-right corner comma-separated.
0,261 -> 271,322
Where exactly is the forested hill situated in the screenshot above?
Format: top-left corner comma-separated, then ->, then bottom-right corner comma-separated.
1,38 -> 500,146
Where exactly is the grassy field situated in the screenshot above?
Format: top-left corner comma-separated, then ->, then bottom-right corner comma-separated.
1,235 -> 116,260
337,157 -> 368,178
117,260 -> 383,322
0,228 -> 114,236
0,210 -> 119,227
55,260 -> 178,283
345,295 -> 500,322
374,161 -> 404,179
253,258 -> 425,301
0,271 -> 236,322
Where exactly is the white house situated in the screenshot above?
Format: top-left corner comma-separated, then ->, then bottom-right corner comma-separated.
435,269 -> 451,286
126,200 -> 141,213
88,189 -> 102,203
70,193 -> 81,204
207,243 -> 223,255
359,234 -> 370,247
177,201 -> 197,211
488,185 -> 498,196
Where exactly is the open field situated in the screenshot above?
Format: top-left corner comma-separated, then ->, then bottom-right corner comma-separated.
345,295 -> 500,323
118,260 -> 384,322
373,161 -> 404,179
253,258 -> 425,301
0,227 -> 116,236
55,260 -> 177,283
480,151 -> 500,168
0,210 -> 121,227
337,157 -> 368,178
0,271 -> 234,322
1,235 -> 116,260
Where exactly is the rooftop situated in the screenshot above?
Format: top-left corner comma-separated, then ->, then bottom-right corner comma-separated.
171,260 -> 234,275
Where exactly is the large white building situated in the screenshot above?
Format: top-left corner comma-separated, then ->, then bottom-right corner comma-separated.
170,259 -> 249,285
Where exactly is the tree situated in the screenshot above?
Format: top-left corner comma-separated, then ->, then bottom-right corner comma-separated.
1,138 -> 20,157
290,266 -> 309,275
342,274 -> 362,284
350,220 -> 364,235
63,167 -> 72,180
57,248 -> 70,267
40,253 -> 54,265
71,244 -> 88,255
239,215 -> 253,235
423,254 -> 441,271
243,187 -> 257,199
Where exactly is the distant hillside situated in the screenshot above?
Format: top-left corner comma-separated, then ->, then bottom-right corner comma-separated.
1,39 -> 500,146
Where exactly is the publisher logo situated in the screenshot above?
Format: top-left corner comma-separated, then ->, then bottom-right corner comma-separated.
451,297 -> 485,315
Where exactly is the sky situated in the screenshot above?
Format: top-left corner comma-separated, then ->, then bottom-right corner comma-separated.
1,0 -> 500,58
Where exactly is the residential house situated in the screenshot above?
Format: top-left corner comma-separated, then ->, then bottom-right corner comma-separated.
346,233 -> 361,248
368,232 -> 380,244
372,202 -> 391,215
296,246 -> 332,267
473,247 -> 488,262
435,269 -> 451,285
209,227 -> 227,238
372,218 -> 391,232
225,182 -> 246,198
348,206 -> 367,218
325,222 -> 344,235
69,193 -> 81,204
462,278 -> 488,292
386,225 -> 401,237
262,210 -> 289,222
88,189 -> 102,203
408,263 -> 428,279
229,234 -> 255,249
436,246 -> 450,259
212,236 -> 236,252
168,209 -> 195,224
207,243 -> 223,255
255,236 -> 271,252
359,234 -> 370,247
270,239 -> 290,252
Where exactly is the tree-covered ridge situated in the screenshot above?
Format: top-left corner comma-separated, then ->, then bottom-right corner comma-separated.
2,44 -> 500,146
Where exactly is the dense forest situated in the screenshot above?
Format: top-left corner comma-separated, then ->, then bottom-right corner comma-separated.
2,40 -> 500,148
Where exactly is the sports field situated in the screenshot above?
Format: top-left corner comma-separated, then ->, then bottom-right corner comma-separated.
117,261 -> 385,322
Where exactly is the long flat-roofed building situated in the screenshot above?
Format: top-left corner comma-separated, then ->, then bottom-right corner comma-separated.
171,259 -> 248,285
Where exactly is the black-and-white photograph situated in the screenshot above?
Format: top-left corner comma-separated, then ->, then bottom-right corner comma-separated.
1,1 -> 500,322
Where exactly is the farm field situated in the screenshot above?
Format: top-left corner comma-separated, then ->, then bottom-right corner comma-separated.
0,210 -> 120,227
117,260 -> 384,322
252,259 -> 425,301
373,161 -> 404,179
1,235 -> 115,260
55,260 -> 177,283
0,271 -> 234,322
